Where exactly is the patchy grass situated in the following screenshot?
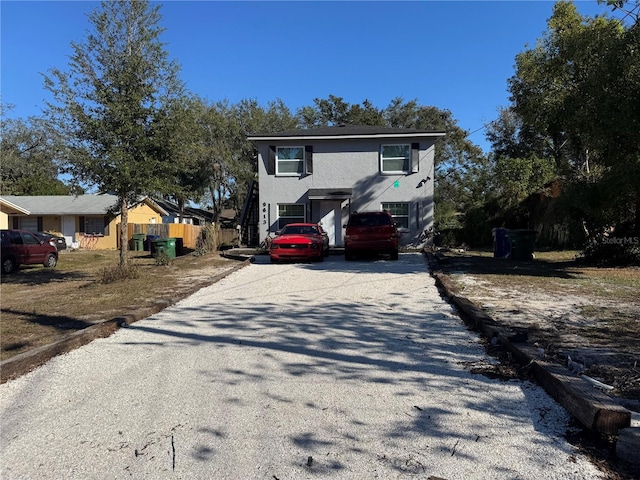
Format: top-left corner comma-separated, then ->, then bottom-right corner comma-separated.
437,249 -> 640,400
445,249 -> 639,303
0,250 -> 237,360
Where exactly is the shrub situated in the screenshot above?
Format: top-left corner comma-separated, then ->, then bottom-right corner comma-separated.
580,240 -> 640,266
195,224 -> 219,256
154,250 -> 172,266
97,264 -> 140,284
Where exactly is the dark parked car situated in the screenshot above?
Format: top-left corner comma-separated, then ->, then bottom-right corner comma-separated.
269,223 -> 329,263
1,229 -> 58,274
33,231 -> 67,251
344,211 -> 399,261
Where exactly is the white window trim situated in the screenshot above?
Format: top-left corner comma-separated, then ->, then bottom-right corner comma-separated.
276,146 -> 305,176
380,144 -> 411,174
277,203 -> 306,229
382,202 -> 410,230
85,216 -> 106,236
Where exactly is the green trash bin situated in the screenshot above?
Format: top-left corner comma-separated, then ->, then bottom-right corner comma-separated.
132,233 -> 146,252
509,229 -> 537,260
153,237 -> 177,259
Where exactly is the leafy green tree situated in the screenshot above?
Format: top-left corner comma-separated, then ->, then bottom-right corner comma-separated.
485,107 -> 549,161
230,98 -> 297,210
0,104 -> 75,195
43,0 -> 185,266
297,95 -> 384,127
485,107 -> 558,211
187,98 -> 297,218
154,95 -> 213,220
506,0 -> 640,252
199,99 -> 244,217
492,155 -> 557,210
601,0 -> 640,23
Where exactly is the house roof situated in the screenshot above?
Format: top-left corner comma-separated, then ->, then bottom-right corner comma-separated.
188,207 -> 215,222
247,124 -> 446,141
1,195 -> 168,216
0,197 -> 31,215
152,198 -> 215,222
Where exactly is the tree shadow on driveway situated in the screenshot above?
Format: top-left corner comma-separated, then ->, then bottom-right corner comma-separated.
117,255 -> 582,477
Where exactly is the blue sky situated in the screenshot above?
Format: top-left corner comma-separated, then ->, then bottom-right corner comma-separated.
1,1 -> 611,153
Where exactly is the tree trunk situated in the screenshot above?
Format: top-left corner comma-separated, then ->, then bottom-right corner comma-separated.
635,190 -> 640,236
119,195 -> 129,267
209,183 -> 220,220
178,198 -> 185,224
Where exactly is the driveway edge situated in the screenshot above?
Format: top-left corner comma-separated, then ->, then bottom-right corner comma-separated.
0,258 -> 249,384
424,252 -> 638,471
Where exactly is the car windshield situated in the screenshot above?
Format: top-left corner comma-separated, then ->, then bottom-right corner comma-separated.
281,226 -> 318,235
350,214 -> 391,227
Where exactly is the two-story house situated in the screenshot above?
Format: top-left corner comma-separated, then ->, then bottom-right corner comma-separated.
248,125 -> 445,247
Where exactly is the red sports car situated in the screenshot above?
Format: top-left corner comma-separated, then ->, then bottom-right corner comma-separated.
269,223 -> 329,263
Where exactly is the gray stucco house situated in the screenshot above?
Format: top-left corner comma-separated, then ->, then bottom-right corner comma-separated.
247,125 -> 445,247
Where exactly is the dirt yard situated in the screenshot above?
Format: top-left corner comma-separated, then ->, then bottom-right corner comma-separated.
434,250 -> 640,406
0,249 -> 241,361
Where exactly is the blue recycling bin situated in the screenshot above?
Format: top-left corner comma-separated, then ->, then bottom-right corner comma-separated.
492,228 -> 510,259
146,234 -> 160,254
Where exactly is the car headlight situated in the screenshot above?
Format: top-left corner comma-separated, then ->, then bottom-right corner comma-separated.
310,243 -> 318,249
270,244 -> 279,250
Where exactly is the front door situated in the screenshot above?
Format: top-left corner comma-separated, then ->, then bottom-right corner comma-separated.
315,201 -> 343,246
62,216 -> 75,247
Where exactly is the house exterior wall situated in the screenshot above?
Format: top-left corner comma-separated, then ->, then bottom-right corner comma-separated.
127,204 -> 163,225
3,203 -> 164,250
256,137 -> 437,247
0,199 -> 30,229
77,203 -> 163,250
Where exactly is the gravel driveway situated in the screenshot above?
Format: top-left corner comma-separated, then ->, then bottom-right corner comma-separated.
0,253 -> 602,479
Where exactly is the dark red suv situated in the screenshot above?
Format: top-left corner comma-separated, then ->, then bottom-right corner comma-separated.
344,211 -> 399,260
1,229 -> 58,274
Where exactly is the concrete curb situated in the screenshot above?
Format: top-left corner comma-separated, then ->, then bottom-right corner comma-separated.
424,252 -> 638,472
220,250 -> 258,262
0,258 -> 250,384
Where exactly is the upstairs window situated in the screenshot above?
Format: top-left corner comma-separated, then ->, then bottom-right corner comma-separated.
381,144 -> 411,173
277,147 -> 305,175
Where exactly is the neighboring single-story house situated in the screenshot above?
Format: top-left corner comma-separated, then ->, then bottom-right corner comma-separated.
0,194 -> 167,250
247,125 -> 445,247
0,198 -> 30,229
